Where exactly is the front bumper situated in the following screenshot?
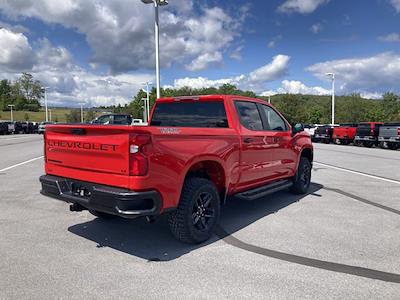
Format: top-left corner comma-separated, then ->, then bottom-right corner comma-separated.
40,175 -> 162,218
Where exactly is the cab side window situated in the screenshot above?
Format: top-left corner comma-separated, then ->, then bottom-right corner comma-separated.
260,105 -> 288,131
235,101 -> 263,131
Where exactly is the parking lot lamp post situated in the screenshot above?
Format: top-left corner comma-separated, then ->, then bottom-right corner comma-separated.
49,109 -> 52,122
141,98 -> 148,123
143,81 -> 152,121
8,104 -> 15,122
141,0 -> 168,99
326,73 -> 335,125
80,104 -> 84,123
43,87 -> 50,122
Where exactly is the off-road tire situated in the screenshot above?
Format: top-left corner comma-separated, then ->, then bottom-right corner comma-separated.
168,178 -> 220,244
89,209 -> 117,219
290,157 -> 312,195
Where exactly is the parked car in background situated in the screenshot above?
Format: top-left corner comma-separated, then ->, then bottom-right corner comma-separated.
303,124 -> 320,141
32,122 -> 39,134
354,122 -> 383,147
91,114 -> 133,125
378,123 -> 400,150
3,121 -> 15,134
332,123 -> 358,145
38,122 -> 54,134
13,121 -> 24,134
21,122 -> 36,134
313,125 -> 335,143
0,122 -> 8,135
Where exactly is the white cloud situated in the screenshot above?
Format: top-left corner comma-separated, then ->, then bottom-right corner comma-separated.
261,80 -> 330,96
267,35 -> 282,48
185,51 -> 223,72
168,54 -> 290,92
0,28 -> 34,72
0,0 -> 248,73
390,0 -> 400,12
310,23 -> 323,34
278,80 -> 330,94
0,30 -> 153,107
306,52 -> 400,93
378,33 -> 400,42
277,0 -> 330,14
249,55 -> 290,83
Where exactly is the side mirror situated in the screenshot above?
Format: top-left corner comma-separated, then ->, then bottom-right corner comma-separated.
292,123 -> 304,136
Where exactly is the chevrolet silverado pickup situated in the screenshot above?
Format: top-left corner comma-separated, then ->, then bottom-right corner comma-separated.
333,124 -> 358,145
379,123 -> 400,150
40,95 -> 313,244
354,122 -> 383,147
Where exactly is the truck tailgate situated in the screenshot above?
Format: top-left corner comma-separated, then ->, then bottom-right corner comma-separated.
45,125 -> 134,176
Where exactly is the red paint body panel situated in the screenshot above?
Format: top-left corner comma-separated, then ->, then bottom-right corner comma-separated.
333,127 -> 357,141
43,95 -> 312,213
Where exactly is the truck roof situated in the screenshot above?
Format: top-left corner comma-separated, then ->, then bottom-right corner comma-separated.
156,94 -> 262,103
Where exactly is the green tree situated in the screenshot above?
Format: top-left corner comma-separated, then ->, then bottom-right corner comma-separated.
65,110 -> 81,123
24,113 -> 30,121
85,110 -> 96,122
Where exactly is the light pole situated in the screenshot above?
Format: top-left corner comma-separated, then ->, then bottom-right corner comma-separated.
43,87 -> 50,122
80,104 -> 84,123
326,73 -> 335,125
141,0 -> 168,99
268,95 -> 271,104
141,98 -> 148,123
143,81 -> 152,121
8,104 -> 15,122
49,109 -> 52,122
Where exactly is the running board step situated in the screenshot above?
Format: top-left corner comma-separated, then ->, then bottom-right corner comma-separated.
235,180 -> 293,201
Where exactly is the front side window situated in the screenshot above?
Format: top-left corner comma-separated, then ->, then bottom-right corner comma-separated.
235,101 -> 263,131
260,105 -> 288,131
150,101 -> 228,128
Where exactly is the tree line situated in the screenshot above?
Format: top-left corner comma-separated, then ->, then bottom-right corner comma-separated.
0,73 -> 43,112
105,83 -> 399,125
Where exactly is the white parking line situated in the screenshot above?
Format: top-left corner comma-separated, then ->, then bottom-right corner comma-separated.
0,156 -> 44,173
314,162 -> 400,185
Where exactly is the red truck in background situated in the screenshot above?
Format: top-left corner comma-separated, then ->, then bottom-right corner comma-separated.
332,124 -> 358,145
40,95 -> 313,244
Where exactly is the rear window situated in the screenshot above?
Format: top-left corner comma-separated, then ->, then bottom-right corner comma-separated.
358,124 -> 371,129
150,101 -> 228,128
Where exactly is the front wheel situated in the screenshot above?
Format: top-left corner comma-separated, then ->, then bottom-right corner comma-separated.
290,157 -> 312,195
169,178 -> 220,244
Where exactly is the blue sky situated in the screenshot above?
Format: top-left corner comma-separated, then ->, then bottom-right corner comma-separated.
0,0 -> 399,107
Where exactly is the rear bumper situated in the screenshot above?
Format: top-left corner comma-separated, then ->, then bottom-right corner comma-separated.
40,175 -> 162,218
314,134 -> 330,140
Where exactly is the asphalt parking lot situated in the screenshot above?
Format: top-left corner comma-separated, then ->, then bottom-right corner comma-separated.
0,134 -> 399,299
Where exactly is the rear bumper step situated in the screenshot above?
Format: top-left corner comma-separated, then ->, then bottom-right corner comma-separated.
235,180 -> 293,201
39,175 -> 162,218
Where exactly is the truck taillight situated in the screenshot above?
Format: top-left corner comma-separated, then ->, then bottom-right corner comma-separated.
129,134 -> 151,176
326,128 -> 329,134
370,129 -> 374,135
398,128 -> 400,136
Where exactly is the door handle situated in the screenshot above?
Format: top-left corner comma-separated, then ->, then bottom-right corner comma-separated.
243,137 -> 254,144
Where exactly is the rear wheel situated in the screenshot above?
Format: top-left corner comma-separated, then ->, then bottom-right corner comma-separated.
363,141 -> 374,148
290,157 -> 312,195
169,178 -> 220,244
334,138 -> 341,145
89,209 -> 117,219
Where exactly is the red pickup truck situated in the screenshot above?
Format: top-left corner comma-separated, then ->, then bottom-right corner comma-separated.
40,95 -> 313,244
332,124 -> 358,145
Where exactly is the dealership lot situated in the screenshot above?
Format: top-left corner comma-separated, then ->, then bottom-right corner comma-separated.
0,134 -> 399,299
